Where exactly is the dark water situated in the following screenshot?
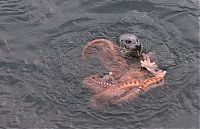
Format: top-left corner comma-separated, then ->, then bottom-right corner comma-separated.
0,0 -> 199,129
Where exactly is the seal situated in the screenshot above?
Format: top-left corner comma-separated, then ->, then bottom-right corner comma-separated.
119,33 -> 143,58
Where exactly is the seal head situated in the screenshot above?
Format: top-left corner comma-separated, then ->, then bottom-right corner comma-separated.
119,34 -> 143,58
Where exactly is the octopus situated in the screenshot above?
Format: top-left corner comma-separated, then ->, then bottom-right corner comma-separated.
82,34 -> 166,109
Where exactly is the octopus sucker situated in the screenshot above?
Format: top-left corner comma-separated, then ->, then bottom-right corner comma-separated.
83,75 -> 113,94
82,34 -> 167,108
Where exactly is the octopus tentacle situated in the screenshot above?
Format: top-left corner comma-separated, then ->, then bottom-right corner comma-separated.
110,88 -> 140,105
83,74 -> 114,94
140,70 -> 166,92
118,69 -> 148,83
82,39 -> 128,73
89,79 -> 142,108
139,55 -> 166,91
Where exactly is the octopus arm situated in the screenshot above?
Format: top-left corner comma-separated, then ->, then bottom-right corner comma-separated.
82,39 -> 128,73
89,80 -> 142,108
82,74 -> 113,94
110,88 -> 140,105
90,87 -> 129,109
139,53 -> 167,91
140,71 -> 166,92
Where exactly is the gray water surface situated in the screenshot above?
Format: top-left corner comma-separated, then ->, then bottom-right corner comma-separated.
0,0 -> 199,129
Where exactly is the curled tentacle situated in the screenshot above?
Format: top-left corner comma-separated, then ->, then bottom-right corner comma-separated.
82,39 -> 128,73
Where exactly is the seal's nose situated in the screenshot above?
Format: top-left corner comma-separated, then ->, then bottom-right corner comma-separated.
128,44 -> 142,51
135,45 -> 142,51
129,44 -> 141,50
136,45 -> 141,49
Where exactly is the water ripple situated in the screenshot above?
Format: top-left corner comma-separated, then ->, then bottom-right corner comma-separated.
0,0 -> 199,128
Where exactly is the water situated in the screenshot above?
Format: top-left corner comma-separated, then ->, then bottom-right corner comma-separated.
0,0 -> 199,128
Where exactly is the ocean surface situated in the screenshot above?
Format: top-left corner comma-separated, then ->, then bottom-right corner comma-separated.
0,0 -> 199,129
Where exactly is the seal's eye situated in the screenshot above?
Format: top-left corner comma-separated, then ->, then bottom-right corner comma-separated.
136,39 -> 139,42
125,40 -> 132,44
